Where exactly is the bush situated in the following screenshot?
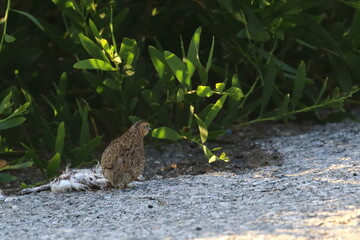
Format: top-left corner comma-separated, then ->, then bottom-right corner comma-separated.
0,0 -> 359,183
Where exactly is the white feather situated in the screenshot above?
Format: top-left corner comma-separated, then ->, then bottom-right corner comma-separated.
20,164 -> 109,194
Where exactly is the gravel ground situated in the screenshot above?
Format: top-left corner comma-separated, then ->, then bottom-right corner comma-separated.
1,121 -> 360,240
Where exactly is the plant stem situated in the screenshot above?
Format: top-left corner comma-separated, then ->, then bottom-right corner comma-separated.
0,0 -> 11,53
109,2 -> 117,56
237,93 -> 357,127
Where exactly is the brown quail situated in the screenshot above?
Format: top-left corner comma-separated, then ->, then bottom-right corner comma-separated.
101,120 -> 151,188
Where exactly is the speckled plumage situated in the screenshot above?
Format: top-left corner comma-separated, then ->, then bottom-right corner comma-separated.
101,120 -> 150,188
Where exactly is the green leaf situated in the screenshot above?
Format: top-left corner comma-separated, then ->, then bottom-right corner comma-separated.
73,59 -> 116,71
201,144 -> 216,163
194,114 -> 208,143
219,152 -> 229,162
0,92 -> 13,115
278,94 -> 290,117
332,87 -> 340,99
177,88 -> 184,102
164,51 -> 190,89
89,19 -> 101,38
46,153 -> 61,178
186,27 -> 209,84
187,27 -> 202,67
72,136 -> 102,167
4,34 -> 16,43
95,38 -> 110,51
55,122 -> 65,155
260,55 -> 276,115
0,162 -> 32,172
315,78 -> 328,105
152,127 -> 182,141
185,58 -> 196,79
206,36 -> 215,72
10,9 -> 45,31
0,117 -> 26,130
0,172 -> 17,183
141,89 -> 158,105
292,61 -> 306,109
215,83 -> 225,92
188,105 -> 195,128
204,95 -> 227,126
79,33 -> 110,63
81,71 -> 120,104
197,85 -> 213,97
123,64 -> 135,76
119,38 -> 137,65
148,46 -> 172,81
103,78 -> 119,90
226,87 -> 244,101
56,72 -> 67,107
7,102 -> 30,119
197,62 -> 208,85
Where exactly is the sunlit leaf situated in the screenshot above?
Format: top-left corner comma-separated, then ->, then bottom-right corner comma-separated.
194,114 -> 208,143
215,83 -> 225,92
120,38 -> 137,65
79,33 -> 110,63
123,64 -> 135,76
204,95 -> 227,126
73,59 -> 116,71
148,46 -> 172,81
164,51 -> 190,89
187,27 -> 202,67
152,127 -> 182,141
226,87 -> 244,101
197,85 -> 213,97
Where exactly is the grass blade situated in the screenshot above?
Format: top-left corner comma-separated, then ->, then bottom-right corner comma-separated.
260,55 -> 276,115
292,61 -> 306,110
